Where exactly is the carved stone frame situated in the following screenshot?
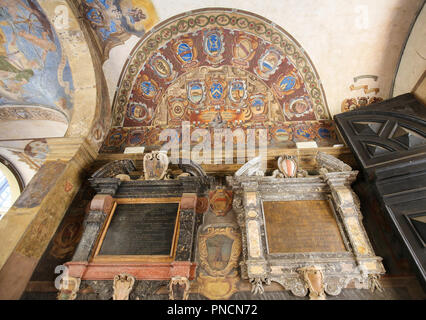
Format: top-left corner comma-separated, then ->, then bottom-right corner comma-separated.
90,197 -> 182,263
228,171 -> 385,298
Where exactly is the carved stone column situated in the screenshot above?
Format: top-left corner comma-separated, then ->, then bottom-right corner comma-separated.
71,195 -> 114,262
170,193 -> 197,292
241,182 -> 270,294
324,171 -> 385,282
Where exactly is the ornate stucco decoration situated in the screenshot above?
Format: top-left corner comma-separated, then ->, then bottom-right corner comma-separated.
316,151 -> 352,173
113,273 -> 135,300
227,154 -> 385,299
91,159 -> 136,178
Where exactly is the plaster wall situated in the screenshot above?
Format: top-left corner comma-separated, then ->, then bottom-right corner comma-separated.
393,4 -> 426,97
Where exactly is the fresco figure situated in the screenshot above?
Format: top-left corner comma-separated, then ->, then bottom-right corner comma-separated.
0,0 -> 73,115
81,0 -> 158,59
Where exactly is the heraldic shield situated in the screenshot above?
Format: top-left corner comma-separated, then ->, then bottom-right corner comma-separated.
143,151 -> 169,180
199,227 -> 241,277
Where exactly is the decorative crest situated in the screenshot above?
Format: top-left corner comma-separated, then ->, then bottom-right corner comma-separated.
209,189 -> 233,216
143,151 -> 169,180
277,155 -> 298,178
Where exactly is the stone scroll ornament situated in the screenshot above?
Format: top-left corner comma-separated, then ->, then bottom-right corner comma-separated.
113,274 -> 135,300
316,151 -> 352,173
234,156 -> 265,177
143,151 -> 169,180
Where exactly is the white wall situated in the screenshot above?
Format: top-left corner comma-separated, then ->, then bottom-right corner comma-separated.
393,4 -> 426,97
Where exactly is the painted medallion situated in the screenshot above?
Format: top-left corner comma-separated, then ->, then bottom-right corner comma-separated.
203,29 -> 225,64
255,47 -> 283,80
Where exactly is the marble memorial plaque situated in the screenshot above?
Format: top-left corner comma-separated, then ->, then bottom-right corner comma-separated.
99,203 -> 179,256
263,200 -> 347,253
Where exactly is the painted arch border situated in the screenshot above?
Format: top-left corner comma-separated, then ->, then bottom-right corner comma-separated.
112,7 -> 330,127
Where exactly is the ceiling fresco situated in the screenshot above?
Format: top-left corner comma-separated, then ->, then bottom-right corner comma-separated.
102,8 -> 337,153
0,0 -> 74,118
80,0 -> 158,60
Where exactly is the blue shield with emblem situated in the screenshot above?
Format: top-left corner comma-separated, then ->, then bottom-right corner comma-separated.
204,30 -> 223,57
280,76 -> 296,92
141,81 -> 156,98
318,127 -> 331,139
210,82 -> 224,100
208,34 -> 221,54
251,98 -> 264,110
177,42 -> 193,62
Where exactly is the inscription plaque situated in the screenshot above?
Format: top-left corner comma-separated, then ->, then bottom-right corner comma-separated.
99,203 -> 179,256
263,200 -> 347,253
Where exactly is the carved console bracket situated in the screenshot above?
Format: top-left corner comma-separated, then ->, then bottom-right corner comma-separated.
169,276 -> 190,300
113,274 -> 136,300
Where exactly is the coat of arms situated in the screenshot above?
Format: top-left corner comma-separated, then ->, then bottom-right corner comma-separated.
167,96 -> 187,122
203,28 -> 225,65
199,227 -> 241,277
149,53 -> 176,84
249,94 -> 267,118
187,80 -> 206,106
277,155 -> 298,178
272,70 -> 301,98
285,96 -> 313,119
173,37 -> 199,70
232,34 -> 258,68
228,79 -> 247,105
255,47 -> 283,80
207,77 -> 227,106
143,151 -> 169,180
136,75 -> 161,103
127,102 -> 151,123
209,189 -> 233,216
